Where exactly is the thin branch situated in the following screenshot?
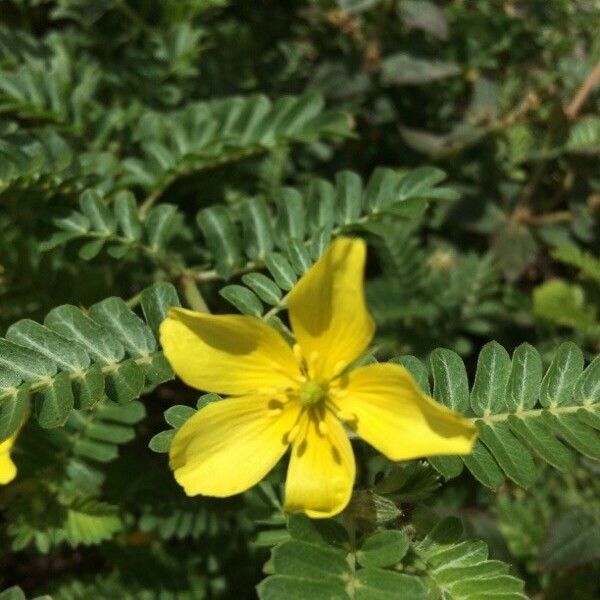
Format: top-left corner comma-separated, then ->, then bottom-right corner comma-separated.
564,59 -> 600,120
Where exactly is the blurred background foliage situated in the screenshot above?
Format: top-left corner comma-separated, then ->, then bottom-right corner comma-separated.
0,0 -> 598,598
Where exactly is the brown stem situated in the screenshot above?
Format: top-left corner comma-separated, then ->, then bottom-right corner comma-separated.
564,60 -> 600,120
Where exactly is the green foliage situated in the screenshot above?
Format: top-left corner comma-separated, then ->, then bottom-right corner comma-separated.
401,342 -> 600,488
119,92 -> 352,193
259,514 -> 527,599
0,283 -> 177,439
1,0 -> 599,598
413,518 -> 528,600
259,514 -> 426,599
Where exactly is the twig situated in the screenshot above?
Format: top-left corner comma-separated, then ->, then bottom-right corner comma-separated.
179,275 -> 209,312
564,59 -> 600,120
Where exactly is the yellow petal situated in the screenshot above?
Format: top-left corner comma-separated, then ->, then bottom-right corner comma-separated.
170,394 -> 301,497
160,308 -> 301,395
287,237 -> 375,381
284,409 -> 355,518
0,434 -> 17,485
337,363 -> 477,460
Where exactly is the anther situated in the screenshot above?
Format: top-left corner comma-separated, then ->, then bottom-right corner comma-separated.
286,424 -> 300,444
317,420 -> 328,436
308,351 -> 320,378
293,344 -> 303,363
332,360 -> 347,377
336,411 -> 357,424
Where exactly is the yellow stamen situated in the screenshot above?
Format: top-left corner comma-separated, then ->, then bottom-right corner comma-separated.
286,424 -> 300,444
317,420 -> 328,436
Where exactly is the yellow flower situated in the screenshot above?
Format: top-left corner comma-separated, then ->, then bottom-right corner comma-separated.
160,237 -> 477,518
0,432 -> 19,485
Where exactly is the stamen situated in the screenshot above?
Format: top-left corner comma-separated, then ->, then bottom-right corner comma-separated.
317,420 -> 328,436
308,351 -> 320,379
268,362 -> 305,385
256,387 -> 279,396
293,343 -> 303,364
332,360 -> 347,377
330,389 -> 348,400
336,410 -> 357,423
267,398 -> 286,416
286,424 -> 300,444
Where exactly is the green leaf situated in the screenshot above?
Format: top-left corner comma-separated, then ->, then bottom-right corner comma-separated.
276,187 -> 305,242
113,190 -> 143,241
148,429 -> 176,453
492,223 -> 537,282
507,414 -> 573,471
241,273 -> 282,305
241,198 -> 274,261
397,166 -> 446,201
306,179 -> 336,231
219,285 -> 263,316
196,205 -> 242,279
381,53 -> 459,85
285,239 -> 312,275
6,319 -> 89,372
78,238 -> 105,260
0,339 -> 57,383
265,253 -> 297,291
551,244 -> 600,283
79,189 -> 115,234
357,530 -> 410,568
414,518 -> 527,600
104,359 -> 145,404
506,343 -> 542,411
72,363 -> 104,410
573,356 -> 600,405
271,539 -> 349,580
164,405 -> 196,429
0,388 -> 29,440
145,204 -> 182,251
539,342 -> 584,407
430,348 -> 469,413
400,1 -> 449,40
390,355 -> 430,394
354,569 -> 426,599
287,514 -> 349,548
335,170 -> 363,225
140,282 -> 181,336
461,440 -> 505,489
64,499 -> 123,546
470,341 -> 511,416
88,297 -> 156,358
539,507 -> 600,570
257,576 -> 346,600
364,167 -> 398,213
45,305 -> 124,365
533,278 -> 598,331
477,422 -> 538,487
34,371 -> 74,428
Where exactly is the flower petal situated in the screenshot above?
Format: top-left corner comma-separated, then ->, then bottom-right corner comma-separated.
160,308 -> 301,395
287,237 -> 375,381
0,435 -> 17,485
284,409 -> 355,518
170,395 -> 301,497
337,363 -> 477,460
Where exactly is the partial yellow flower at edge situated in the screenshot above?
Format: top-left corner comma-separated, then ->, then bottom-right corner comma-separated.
160,236 -> 478,519
0,432 -> 19,485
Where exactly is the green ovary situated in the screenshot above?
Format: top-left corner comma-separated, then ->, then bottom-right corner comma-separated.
298,380 -> 326,407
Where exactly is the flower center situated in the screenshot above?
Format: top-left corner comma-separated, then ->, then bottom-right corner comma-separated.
298,380 -> 326,407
